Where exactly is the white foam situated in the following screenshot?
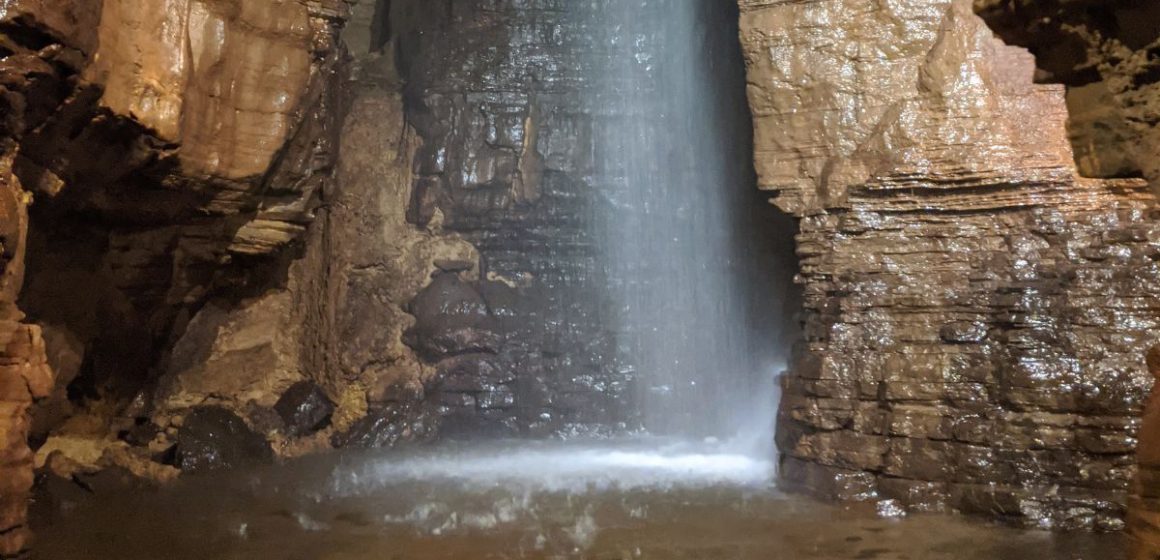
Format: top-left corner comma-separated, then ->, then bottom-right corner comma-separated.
330,441 -> 774,496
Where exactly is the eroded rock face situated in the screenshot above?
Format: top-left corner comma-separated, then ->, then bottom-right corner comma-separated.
0,159 -> 53,558
0,1 -> 350,554
740,0 -> 1158,529
303,79 -> 479,441
974,0 -> 1160,192
88,0 -> 317,181
390,0 -> 680,437
971,0 -> 1160,549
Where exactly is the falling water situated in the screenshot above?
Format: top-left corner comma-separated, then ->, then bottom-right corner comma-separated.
589,1 -> 795,448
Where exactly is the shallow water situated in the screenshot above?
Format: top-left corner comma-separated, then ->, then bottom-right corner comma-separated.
35,441 -> 1126,560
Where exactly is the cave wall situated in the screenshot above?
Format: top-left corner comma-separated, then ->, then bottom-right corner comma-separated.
970,0 -> 1160,549
0,164 -> 53,558
974,0 -> 1160,192
387,0 -> 651,437
740,0 -> 1159,529
0,1 -> 352,555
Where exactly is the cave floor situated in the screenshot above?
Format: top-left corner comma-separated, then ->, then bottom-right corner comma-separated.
32,442 -> 1125,560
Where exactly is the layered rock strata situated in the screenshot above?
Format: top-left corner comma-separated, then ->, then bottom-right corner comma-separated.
972,0 -> 1160,550
740,0 -> 1159,529
974,0 -> 1160,192
390,0 -> 646,436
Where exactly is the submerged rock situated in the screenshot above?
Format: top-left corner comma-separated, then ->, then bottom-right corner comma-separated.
274,381 -> 336,437
173,407 -> 273,473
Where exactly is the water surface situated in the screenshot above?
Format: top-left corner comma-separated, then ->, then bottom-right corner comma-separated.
35,441 -> 1125,560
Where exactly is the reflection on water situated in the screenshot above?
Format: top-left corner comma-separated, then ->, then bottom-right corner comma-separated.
34,440 -> 1125,560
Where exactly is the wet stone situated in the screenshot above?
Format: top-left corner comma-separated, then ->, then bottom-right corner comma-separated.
939,322 -> 988,343
331,403 -> 439,449
274,381 -> 336,438
173,407 -> 273,474
405,274 -> 501,360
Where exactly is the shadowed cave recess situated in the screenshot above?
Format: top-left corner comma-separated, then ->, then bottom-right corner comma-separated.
1,0 -> 1160,558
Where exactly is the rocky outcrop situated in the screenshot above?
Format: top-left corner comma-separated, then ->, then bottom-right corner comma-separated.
971,0 -> 1160,550
740,0 -> 1158,529
973,0 -> 1160,192
0,1 -> 351,555
156,293 -> 306,416
305,75 -> 479,446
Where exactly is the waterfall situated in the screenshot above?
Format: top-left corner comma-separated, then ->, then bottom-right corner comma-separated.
587,0 -> 796,450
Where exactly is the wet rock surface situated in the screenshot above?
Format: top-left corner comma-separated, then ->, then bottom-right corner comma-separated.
740,0 -> 1159,529
388,0 -> 787,438
974,0 -> 1160,192
391,0 -> 637,436
406,273 -> 502,361
174,407 -> 274,474
274,382 -> 336,438
0,1 -> 352,546
330,401 -> 440,450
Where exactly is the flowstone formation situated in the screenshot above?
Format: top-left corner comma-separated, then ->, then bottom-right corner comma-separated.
740,0 -> 1159,529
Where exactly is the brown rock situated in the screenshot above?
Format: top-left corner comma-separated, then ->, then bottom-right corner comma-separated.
741,0 -> 1158,528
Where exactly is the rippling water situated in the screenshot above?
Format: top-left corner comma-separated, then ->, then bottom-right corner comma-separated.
35,441 -> 1124,560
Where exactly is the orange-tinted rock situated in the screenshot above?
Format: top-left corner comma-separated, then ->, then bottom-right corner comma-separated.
87,0 -> 315,180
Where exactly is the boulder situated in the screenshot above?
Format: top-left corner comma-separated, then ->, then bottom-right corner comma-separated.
405,273 -> 501,360
331,403 -> 439,449
273,381 -> 335,437
173,407 -> 273,473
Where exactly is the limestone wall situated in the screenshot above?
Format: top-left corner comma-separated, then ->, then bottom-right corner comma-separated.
740,0 -> 1159,529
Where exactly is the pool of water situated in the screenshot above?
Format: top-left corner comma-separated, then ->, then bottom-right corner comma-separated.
33,441 -> 1127,559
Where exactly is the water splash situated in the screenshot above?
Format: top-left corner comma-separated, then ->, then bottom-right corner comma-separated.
329,441 -> 775,496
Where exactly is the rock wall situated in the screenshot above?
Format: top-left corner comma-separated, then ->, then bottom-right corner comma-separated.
310,71 -> 481,448
971,0 -> 1160,549
390,0 -> 643,437
974,0 -> 1160,192
0,163 -> 53,558
0,1 -> 351,555
740,0 -> 1159,529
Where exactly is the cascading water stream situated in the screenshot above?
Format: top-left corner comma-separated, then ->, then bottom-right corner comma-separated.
321,0 -> 798,496
588,0 -> 795,452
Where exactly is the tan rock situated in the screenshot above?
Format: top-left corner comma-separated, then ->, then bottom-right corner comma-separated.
87,0 -> 314,180
741,0 -> 1159,528
153,290 -> 305,421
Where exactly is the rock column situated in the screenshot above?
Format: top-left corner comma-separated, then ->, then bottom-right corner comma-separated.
1,163 -> 53,558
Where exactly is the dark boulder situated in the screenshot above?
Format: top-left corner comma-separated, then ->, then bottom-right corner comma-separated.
173,407 -> 273,473
331,402 -> 439,449
405,273 -> 502,360
273,381 -> 335,437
